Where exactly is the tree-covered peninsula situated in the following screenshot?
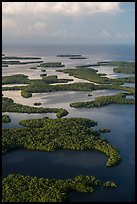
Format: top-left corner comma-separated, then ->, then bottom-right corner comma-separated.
2,60 -> 43,65
99,61 -> 135,74
2,74 -> 73,86
38,62 -> 65,67
70,93 -> 135,108
57,66 -> 135,85
2,174 -> 116,202
2,74 -> 30,85
2,97 -> 68,118
2,115 -> 11,123
2,117 -> 121,167
103,181 -> 117,188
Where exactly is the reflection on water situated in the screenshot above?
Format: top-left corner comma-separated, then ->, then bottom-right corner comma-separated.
122,83 -> 135,88
2,112 -> 49,129
126,95 -> 135,99
2,150 -> 107,178
92,65 -> 135,79
2,150 -> 108,179
2,89 -> 124,110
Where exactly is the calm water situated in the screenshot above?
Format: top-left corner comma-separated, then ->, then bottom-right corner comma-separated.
2,104 -> 135,202
2,43 -> 135,61
2,44 -> 135,202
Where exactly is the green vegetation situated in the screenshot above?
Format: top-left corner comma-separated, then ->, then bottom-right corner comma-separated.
34,102 -> 41,106
2,74 -> 73,88
17,82 -> 134,98
70,93 -> 135,108
57,66 -> 135,85
40,73 -> 47,77
113,67 -> 135,74
99,128 -> 111,133
2,97 -> 68,118
106,61 -> 135,74
2,86 -> 26,91
2,174 -> 105,202
21,82 -> 97,96
75,64 -> 99,68
2,74 -> 30,85
38,62 -> 65,67
2,71 -> 135,99
2,56 -> 42,60
103,181 -> 117,188
30,66 -> 37,69
21,90 -> 32,98
2,115 -> 11,123
2,64 -> 8,67
2,60 -> 43,65
2,81 -> 135,98
56,109 -> 69,118
40,75 -> 72,83
56,54 -> 82,57
2,60 -> 21,65
94,61 -> 135,74
2,117 -> 121,167
41,69 -> 46,72
69,56 -> 87,59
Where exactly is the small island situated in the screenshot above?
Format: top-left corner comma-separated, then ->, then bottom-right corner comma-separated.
40,73 -> 47,77
69,56 -> 87,59
103,181 -> 117,188
2,60 -> 43,65
38,62 -> 65,67
34,102 -> 41,106
2,56 -> 42,60
56,54 -> 82,57
2,115 -> 11,123
41,69 -> 46,72
2,74 -> 30,85
99,128 -> 111,133
2,64 -> 8,67
30,66 -> 37,69
2,116 -> 121,167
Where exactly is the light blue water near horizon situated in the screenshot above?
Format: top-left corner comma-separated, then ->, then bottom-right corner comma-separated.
2,43 -> 135,61
2,43 -> 135,202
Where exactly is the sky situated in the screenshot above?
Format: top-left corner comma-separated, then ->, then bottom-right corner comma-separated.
2,2 -> 135,45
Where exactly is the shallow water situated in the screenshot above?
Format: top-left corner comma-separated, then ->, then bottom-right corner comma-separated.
2,89 -> 124,110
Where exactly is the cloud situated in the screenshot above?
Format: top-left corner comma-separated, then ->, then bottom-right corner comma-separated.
2,3 -> 134,44
100,30 -> 111,38
2,2 -> 121,16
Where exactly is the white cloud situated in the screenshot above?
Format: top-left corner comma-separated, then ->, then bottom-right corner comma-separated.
100,30 -> 111,38
2,2 -> 121,16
